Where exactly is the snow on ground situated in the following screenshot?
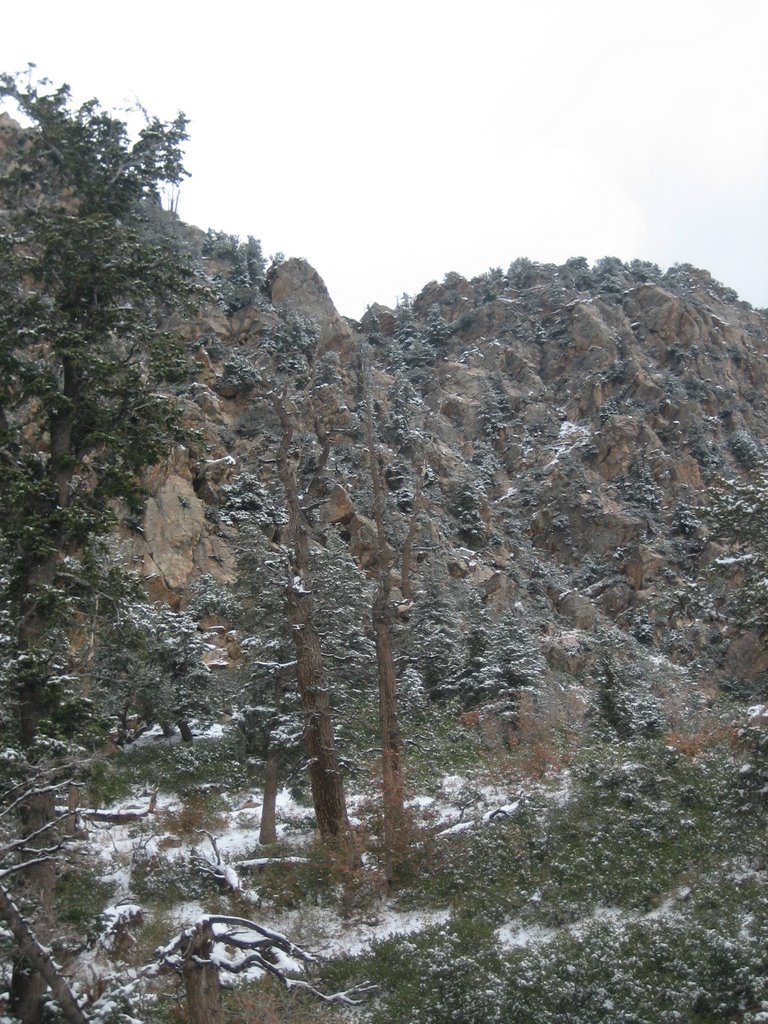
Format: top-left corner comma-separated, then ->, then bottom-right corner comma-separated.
76,767 -> 571,980
495,903 -> 681,952
268,905 -> 452,959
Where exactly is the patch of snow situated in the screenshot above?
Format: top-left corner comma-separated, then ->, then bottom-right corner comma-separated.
436,820 -> 475,838
271,906 -> 451,959
558,421 -> 590,443
482,801 -> 521,822
496,921 -> 558,948
494,487 -> 517,503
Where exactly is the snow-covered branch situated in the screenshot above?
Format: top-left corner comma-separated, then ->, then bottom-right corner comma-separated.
155,914 -> 374,1024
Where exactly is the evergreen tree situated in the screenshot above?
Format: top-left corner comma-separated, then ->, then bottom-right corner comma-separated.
456,590 -> 498,707
491,612 -> 546,698
92,600 -> 218,743
408,560 -> 463,700
0,71 -> 201,1021
0,71 -> 200,749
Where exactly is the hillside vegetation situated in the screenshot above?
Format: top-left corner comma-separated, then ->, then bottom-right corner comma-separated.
0,73 -> 767,1024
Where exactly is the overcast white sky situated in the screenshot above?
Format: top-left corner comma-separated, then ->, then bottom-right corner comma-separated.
2,0 -> 767,316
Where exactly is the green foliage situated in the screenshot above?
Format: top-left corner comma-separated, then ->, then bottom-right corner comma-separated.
502,896 -> 768,1024
451,480 -> 487,548
424,302 -> 450,346
188,573 -> 242,621
737,709 -> 768,803
130,849 -> 221,904
202,229 -> 266,312
625,461 -> 661,512
335,918 -> 506,1024
93,732 -> 249,794
92,601 -> 221,738
0,70 -> 202,745
220,472 -> 288,532
263,311 -> 319,367
591,631 -> 663,739
729,430 -> 764,469
330,889 -> 768,1024
233,523 -> 377,780
398,737 -> 756,925
55,863 -> 115,939
475,266 -> 506,303
706,465 -> 768,628
478,374 -> 510,439
219,351 -> 261,394
456,600 -> 544,710
672,502 -> 702,537
325,736 -> 766,1024
407,562 -> 464,700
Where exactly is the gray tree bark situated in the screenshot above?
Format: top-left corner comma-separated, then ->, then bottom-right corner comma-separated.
272,390 -> 350,844
361,348 -> 407,879
1,882 -> 88,1024
259,747 -> 280,845
182,919 -> 223,1024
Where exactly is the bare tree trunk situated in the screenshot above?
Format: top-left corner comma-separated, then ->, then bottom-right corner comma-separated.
182,919 -> 223,1024
65,783 -> 79,837
272,390 -> 350,845
373,588 -> 406,872
1,883 -> 88,1024
259,747 -> 280,845
10,786 -> 58,1021
287,583 -> 350,842
177,719 -> 194,743
9,964 -> 47,1024
361,347 -> 406,879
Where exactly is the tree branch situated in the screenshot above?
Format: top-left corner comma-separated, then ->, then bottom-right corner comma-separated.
0,883 -> 88,1024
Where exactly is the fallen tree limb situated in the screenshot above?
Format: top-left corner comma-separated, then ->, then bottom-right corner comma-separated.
81,792 -> 157,824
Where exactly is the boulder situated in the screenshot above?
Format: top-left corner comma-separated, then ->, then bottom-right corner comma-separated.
557,591 -> 597,630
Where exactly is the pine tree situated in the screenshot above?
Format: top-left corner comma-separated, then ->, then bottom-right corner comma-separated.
0,71 -> 200,748
408,560 -> 463,700
271,390 -> 352,844
0,70 -> 201,1021
92,600 -> 219,743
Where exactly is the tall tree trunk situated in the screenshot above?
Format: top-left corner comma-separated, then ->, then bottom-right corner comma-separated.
373,588 -> 406,873
272,390 -> 350,845
259,747 -> 280,845
361,347 -> 407,878
10,371 -> 80,1014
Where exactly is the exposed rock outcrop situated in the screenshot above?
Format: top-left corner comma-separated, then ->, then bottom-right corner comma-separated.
125,250 -> 768,696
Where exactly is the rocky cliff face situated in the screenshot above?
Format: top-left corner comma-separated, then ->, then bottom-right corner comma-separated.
135,249 -> 768,719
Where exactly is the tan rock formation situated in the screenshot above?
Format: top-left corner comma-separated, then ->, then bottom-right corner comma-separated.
143,475 -> 206,593
267,258 -> 354,353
